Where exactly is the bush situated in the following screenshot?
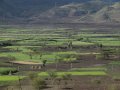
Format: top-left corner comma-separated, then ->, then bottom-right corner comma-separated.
32,77 -> 47,90
28,72 -> 38,80
0,68 -> 17,75
96,54 -> 103,60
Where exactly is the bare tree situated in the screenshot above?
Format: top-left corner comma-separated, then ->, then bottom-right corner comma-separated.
32,77 -> 47,90
62,74 -> 72,89
27,52 -> 34,59
28,72 -> 38,80
47,70 -> 57,86
66,54 -> 77,69
55,56 -> 62,70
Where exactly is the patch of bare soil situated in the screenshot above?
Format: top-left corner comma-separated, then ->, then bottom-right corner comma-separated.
9,61 -> 41,65
5,55 -> 110,71
0,57 -> 12,62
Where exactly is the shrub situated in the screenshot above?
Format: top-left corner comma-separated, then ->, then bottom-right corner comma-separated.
28,72 -> 38,80
32,77 -> 47,90
0,68 -> 17,75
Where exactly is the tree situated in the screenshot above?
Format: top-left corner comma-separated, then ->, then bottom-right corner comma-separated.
28,72 -> 38,80
47,70 -> 57,86
28,72 -> 47,90
115,48 -> 120,60
95,43 -> 103,49
67,40 -> 73,49
99,43 -> 103,49
55,77 -> 62,89
27,52 -> 34,59
39,53 -> 43,60
32,77 -> 47,90
18,75 -> 22,90
42,59 -> 47,67
69,57 -> 73,69
65,54 -> 77,69
55,56 -> 62,70
62,74 -> 72,89
101,48 -> 113,60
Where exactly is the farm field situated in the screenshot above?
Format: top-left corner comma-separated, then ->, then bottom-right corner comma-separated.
0,24 -> 120,90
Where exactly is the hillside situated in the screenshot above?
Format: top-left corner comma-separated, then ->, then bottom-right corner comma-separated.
0,0 -> 92,18
0,0 -> 120,24
31,1 -> 120,23
76,2 -> 120,23
0,0 -> 16,18
93,2 -> 120,23
38,1 -> 107,18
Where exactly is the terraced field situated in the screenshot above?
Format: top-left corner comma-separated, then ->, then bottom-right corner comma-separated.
0,25 -> 120,90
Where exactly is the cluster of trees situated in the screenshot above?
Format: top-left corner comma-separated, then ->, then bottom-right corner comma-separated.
55,54 -> 77,70
96,47 -> 119,60
28,70 -> 73,90
0,41 -> 12,46
26,49 -> 78,70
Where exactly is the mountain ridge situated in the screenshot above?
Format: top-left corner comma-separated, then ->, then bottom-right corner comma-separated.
0,0 -> 120,24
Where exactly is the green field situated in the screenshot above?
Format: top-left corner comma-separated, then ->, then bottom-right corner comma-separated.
0,67 -> 17,75
39,71 -> 107,76
70,67 -> 107,71
0,28 -> 119,63
0,76 -> 25,82
0,76 -> 25,86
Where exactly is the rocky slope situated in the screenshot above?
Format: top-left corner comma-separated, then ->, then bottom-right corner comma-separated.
0,0 -> 120,24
